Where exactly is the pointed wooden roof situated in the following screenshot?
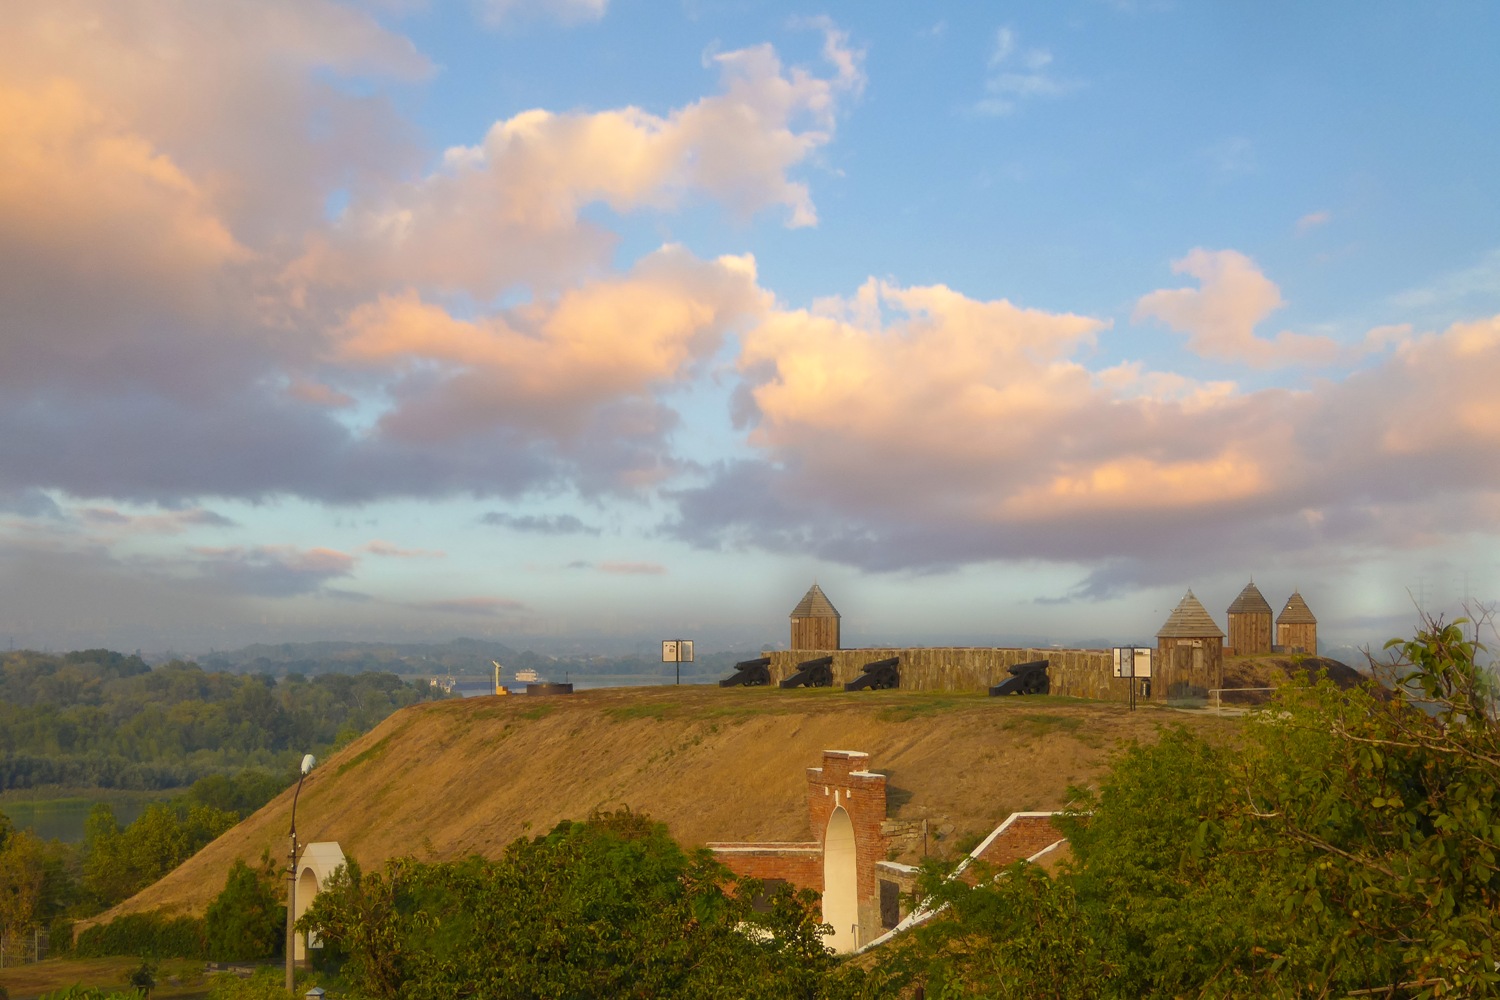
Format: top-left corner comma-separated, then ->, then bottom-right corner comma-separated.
1228,580 -> 1273,616
1277,590 -> 1317,625
1156,589 -> 1224,639
790,583 -> 840,619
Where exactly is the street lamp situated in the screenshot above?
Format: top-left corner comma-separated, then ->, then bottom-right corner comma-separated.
286,753 -> 315,995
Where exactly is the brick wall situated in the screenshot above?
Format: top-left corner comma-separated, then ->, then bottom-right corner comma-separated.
972,813 -> 1065,868
706,844 -> 822,893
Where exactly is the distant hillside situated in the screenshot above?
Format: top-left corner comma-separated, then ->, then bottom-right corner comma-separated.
190,637 -> 754,683
104,686 -> 1237,921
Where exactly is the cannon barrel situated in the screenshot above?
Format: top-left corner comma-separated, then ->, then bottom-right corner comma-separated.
990,659 -> 1050,696
780,655 -> 835,689
844,656 -> 901,691
718,656 -> 772,687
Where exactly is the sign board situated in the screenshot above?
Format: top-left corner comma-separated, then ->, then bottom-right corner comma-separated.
1113,647 -> 1153,678
662,639 -> 694,663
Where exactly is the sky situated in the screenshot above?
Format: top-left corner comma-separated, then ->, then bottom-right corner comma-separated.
2,1 -> 1499,659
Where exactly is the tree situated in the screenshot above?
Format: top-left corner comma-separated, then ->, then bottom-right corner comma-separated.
0,828 -> 49,939
302,809 -> 864,1000
871,617 -> 1500,997
205,858 -> 283,961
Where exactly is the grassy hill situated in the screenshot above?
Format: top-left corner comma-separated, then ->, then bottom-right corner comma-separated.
103,684 -> 1239,920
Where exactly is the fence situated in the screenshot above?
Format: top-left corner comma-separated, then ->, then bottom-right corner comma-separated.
0,926 -> 51,967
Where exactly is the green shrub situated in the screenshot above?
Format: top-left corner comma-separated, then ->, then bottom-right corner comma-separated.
205,859 -> 283,961
73,911 -> 206,959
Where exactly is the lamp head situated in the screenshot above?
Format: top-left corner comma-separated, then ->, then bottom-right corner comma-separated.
300,753 -> 316,776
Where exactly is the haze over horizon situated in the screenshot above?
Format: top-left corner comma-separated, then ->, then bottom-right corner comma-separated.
2,2 -> 1498,657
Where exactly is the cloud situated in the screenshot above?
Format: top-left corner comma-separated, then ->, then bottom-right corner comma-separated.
1390,249 -> 1500,316
303,23 -> 864,302
189,545 -> 356,597
330,246 -> 766,489
78,507 -> 237,534
0,490 -> 63,519
668,266 -> 1500,587
1202,136 -> 1256,177
1133,249 -> 1340,367
976,27 -> 1078,117
597,561 -> 667,575
0,5 -> 843,508
478,0 -> 608,25
480,512 -> 600,535
362,540 -> 445,558
407,596 -> 527,616
1295,210 -> 1332,235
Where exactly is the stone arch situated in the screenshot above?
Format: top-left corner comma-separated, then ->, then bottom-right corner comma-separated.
822,806 -> 858,952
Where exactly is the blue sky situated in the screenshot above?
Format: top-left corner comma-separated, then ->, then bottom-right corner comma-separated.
1,1 -> 1498,658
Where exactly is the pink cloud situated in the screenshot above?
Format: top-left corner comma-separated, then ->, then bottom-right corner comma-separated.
1295,210 -> 1332,235
362,540 -> 445,558
333,245 -> 766,448
1133,249 -> 1340,367
598,561 -> 667,575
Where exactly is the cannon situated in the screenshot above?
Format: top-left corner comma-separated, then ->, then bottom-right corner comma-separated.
719,656 -> 772,687
844,656 -> 900,691
989,659 -> 1050,696
779,655 -> 834,689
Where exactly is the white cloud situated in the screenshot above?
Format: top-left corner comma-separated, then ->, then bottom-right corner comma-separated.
976,26 -> 1078,117
478,0 -> 608,25
1295,210 -> 1331,235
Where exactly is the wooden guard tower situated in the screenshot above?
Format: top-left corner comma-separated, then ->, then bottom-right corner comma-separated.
1227,580 -> 1273,655
1276,590 -> 1318,655
790,584 -> 841,651
1156,589 -> 1224,696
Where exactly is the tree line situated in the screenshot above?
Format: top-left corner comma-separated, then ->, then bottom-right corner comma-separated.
0,649 -> 448,791
0,648 -> 448,952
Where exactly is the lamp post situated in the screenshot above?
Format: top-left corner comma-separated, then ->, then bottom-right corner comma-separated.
286,753 -> 315,996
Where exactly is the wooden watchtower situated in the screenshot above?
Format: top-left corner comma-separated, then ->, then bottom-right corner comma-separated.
1276,591 -> 1318,655
1227,580 -> 1273,656
1155,589 -> 1224,697
790,584 -> 841,651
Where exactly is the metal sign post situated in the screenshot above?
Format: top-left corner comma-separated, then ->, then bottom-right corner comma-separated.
662,639 -> 694,685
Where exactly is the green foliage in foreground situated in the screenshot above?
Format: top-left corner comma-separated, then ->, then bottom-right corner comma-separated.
301,808 -> 868,1000
873,615 -> 1500,998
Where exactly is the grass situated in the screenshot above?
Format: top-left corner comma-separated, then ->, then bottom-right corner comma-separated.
604,703 -> 668,722
335,733 -> 392,776
0,956 -> 210,1000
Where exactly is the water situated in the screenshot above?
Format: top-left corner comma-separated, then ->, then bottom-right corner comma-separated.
453,675 -> 714,696
0,794 -> 168,843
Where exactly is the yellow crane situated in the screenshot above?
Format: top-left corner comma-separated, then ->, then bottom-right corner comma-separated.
491,660 -> 511,696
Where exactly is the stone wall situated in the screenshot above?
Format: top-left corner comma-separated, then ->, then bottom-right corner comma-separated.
768,647 -> 1127,701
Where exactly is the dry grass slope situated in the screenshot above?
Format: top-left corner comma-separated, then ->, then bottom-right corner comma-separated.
104,685 -> 1237,920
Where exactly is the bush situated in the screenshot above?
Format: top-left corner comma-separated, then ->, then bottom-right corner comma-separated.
73,911 -> 206,959
205,859 -> 283,961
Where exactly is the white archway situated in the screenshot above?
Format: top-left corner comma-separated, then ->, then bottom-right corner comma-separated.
823,806 -> 858,953
293,842 -> 345,962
